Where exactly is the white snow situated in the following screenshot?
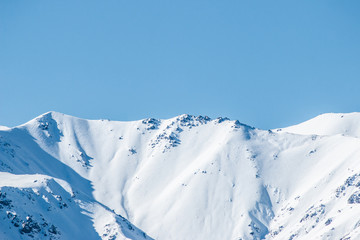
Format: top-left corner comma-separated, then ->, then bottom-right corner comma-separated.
280,112 -> 360,138
1,111 -> 360,239
0,126 -> 10,131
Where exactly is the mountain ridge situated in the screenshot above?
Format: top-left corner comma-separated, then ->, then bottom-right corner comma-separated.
12,110 -> 360,136
1,111 -> 360,239
280,112 -> 360,138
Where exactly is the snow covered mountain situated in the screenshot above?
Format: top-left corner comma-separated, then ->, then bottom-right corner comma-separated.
1,111 -> 360,240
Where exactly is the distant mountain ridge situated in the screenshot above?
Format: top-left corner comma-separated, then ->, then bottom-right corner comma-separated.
1,111 -> 360,239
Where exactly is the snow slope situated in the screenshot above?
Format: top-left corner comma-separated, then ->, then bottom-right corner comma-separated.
1,111 -> 360,239
0,115 -> 152,240
280,112 -> 360,138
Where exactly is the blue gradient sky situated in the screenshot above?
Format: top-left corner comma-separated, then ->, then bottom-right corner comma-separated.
1,0 -> 359,129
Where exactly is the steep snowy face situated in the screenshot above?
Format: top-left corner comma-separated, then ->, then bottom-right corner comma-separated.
0,112 -> 152,240
1,111 -> 360,240
280,112 -> 360,138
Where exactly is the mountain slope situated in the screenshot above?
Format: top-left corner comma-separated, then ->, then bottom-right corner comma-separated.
0,115 -> 152,240
280,112 -> 360,138
1,112 -> 360,239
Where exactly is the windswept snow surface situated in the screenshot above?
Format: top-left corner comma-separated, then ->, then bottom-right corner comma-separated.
1,111 -> 360,239
280,112 -> 360,138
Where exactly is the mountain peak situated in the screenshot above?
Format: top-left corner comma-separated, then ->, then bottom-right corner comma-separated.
280,112 -> 360,137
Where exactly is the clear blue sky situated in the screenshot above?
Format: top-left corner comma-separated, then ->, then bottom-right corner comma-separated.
1,0 -> 359,129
